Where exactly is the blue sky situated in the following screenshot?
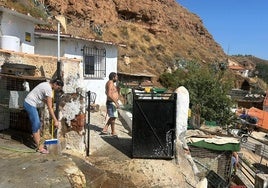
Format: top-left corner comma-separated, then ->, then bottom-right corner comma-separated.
177,0 -> 268,60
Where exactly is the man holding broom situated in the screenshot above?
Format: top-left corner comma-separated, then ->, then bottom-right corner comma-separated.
23,79 -> 64,154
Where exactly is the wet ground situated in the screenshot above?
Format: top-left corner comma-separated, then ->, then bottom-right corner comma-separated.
0,111 -> 133,188
0,131 -> 76,188
0,108 -> 138,188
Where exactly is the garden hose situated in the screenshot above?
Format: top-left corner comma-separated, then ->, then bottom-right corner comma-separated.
0,145 -> 35,153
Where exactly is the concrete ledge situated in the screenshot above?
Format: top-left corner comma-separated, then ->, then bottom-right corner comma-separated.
118,109 -> 132,133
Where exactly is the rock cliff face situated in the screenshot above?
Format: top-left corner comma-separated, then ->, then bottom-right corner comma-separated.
1,0 -> 227,77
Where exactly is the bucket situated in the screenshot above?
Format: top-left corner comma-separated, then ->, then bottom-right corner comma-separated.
0,35 -> 20,52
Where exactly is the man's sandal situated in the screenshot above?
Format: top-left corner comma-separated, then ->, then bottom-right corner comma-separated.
100,131 -> 109,135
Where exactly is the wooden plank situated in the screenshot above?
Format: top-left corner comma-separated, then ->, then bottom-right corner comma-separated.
0,73 -> 47,80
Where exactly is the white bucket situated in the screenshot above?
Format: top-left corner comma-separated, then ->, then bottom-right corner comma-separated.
0,35 -> 20,52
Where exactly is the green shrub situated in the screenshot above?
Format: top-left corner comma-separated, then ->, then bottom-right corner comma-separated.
159,60 -> 234,126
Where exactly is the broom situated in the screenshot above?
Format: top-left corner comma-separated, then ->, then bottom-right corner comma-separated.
44,90 -> 59,146
44,120 -> 58,145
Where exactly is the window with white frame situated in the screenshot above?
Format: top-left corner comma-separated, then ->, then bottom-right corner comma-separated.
83,46 -> 106,78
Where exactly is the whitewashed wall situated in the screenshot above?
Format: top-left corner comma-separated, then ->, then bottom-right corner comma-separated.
0,12 -> 35,53
35,38 -> 118,106
84,46 -> 118,106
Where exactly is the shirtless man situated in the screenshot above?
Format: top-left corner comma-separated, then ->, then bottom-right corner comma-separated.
102,72 -> 119,136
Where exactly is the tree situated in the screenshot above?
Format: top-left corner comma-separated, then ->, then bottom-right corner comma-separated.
159,61 -> 235,126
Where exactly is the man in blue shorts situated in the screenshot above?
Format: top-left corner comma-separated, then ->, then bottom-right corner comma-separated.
102,72 -> 119,136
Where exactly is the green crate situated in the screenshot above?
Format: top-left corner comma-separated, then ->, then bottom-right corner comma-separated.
205,120 -> 217,126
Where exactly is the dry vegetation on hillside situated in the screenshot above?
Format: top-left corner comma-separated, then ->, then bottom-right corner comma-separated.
1,0 -> 227,78
2,0 -> 268,81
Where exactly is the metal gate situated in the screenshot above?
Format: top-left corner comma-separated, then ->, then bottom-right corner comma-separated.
132,90 -> 177,159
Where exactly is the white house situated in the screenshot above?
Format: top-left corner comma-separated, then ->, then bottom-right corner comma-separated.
0,7 -> 46,54
34,30 -> 120,106
0,6 -> 121,106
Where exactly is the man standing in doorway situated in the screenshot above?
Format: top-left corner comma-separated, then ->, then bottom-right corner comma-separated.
24,79 -> 64,154
102,72 -> 119,136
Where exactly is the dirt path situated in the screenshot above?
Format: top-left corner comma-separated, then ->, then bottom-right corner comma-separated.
75,108 -> 198,188
2,107 -> 267,187
84,109 -> 268,187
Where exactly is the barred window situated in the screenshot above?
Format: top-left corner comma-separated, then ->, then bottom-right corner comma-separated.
83,46 -> 106,78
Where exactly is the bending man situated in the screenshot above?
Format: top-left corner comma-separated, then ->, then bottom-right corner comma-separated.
24,79 -> 64,154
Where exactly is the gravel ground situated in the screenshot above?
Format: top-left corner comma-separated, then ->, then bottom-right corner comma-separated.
0,106 -> 198,188
0,107 -> 205,188
78,107 -> 199,188
2,106 -> 268,188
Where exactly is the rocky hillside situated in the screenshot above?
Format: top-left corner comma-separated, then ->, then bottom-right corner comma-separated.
1,0 -> 227,77
49,0 -> 229,75
3,1 -> 268,81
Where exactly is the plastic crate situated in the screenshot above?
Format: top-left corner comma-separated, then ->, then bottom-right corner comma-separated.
206,170 -> 228,188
